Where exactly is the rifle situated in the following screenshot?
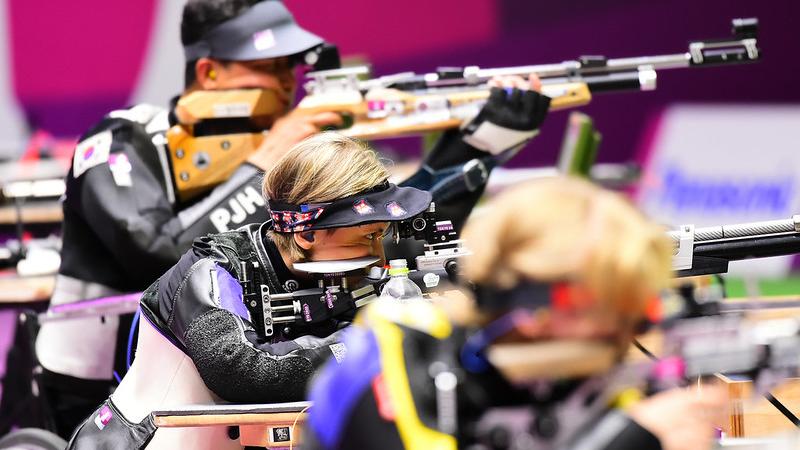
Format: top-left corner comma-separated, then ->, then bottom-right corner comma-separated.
300,17 -> 758,139
37,292 -> 142,322
169,18 -> 759,201
465,286 -> 800,447
670,214 -> 800,278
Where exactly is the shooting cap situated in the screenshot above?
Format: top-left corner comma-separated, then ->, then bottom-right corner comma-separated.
268,181 -> 432,232
183,0 -> 324,62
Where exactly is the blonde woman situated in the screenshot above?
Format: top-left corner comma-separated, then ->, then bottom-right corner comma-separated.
305,177 -> 725,450
66,132 -> 432,449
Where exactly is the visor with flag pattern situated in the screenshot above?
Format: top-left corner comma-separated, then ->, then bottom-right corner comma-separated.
183,0 -> 324,62
268,181 -> 433,232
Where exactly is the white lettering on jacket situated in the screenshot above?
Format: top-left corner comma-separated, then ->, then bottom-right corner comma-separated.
209,186 -> 266,232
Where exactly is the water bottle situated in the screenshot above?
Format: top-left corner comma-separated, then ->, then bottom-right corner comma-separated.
378,259 -> 424,303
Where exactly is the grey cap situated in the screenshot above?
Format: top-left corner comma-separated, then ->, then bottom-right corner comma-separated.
183,1 -> 324,62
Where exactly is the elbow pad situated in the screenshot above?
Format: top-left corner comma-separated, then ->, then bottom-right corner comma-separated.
185,309 -> 345,403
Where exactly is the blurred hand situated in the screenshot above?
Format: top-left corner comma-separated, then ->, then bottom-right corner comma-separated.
487,72 -> 543,92
629,385 -> 727,450
247,110 -> 343,170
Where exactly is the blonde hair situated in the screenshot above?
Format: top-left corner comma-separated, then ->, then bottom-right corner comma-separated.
263,132 -> 389,260
462,177 -> 672,328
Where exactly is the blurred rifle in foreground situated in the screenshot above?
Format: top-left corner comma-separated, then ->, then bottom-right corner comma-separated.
670,214 -> 800,278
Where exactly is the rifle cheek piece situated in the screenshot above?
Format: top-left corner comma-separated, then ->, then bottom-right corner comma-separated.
167,88 -> 283,201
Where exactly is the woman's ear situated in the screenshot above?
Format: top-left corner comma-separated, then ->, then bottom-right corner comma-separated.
293,231 -> 316,250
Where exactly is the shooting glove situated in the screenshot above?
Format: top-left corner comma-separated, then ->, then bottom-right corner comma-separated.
462,87 -> 551,155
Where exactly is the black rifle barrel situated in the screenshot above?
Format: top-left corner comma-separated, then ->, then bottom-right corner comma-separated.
693,233 -> 800,261
670,215 -> 800,276
570,70 -> 653,93
668,215 -> 799,244
471,18 -> 758,81
305,18 -> 758,95
474,53 -> 690,80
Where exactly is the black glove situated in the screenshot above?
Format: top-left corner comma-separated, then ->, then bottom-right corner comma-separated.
462,87 -> 551,155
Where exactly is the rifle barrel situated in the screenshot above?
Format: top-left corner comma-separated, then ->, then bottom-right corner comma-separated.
694,234 -> 800,262
305,18 -> 758,96
605,54 -> 691,71
668,215 -> 800,244
39,292 -> 141,322
475,53 -> 691,81
670,215 -> 800,276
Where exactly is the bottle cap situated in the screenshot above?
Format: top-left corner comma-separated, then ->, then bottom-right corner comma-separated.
388,259 -> 409,276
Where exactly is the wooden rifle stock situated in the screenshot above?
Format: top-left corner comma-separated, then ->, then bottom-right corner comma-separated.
166,89 -> 278,202
296,82 -> 591,140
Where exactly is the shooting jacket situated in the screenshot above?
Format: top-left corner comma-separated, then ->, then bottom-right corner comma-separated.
37,101 -> 269,381
67,222 -> 348,450
304,301 -> 664,450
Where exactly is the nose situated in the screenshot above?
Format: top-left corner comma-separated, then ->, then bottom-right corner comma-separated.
372,240 -> 386,260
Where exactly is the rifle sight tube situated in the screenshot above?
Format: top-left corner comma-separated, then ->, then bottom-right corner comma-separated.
473,53 -> 692,80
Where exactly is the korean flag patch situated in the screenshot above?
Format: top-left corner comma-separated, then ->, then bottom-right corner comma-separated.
352,199 -> 374,215
253,29 -> 276,51
108,153 -> 133,187
385,201 -> 407,218
93,404 -> 113,430
73,130 -> 113,178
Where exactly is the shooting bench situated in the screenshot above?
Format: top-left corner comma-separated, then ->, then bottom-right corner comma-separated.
152,402 -> 311,448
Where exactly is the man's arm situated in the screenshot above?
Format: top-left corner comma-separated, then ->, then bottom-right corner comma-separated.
401,76 -> 550,231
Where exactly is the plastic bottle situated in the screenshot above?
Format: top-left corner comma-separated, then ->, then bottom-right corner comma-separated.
378,259 -> 424,303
